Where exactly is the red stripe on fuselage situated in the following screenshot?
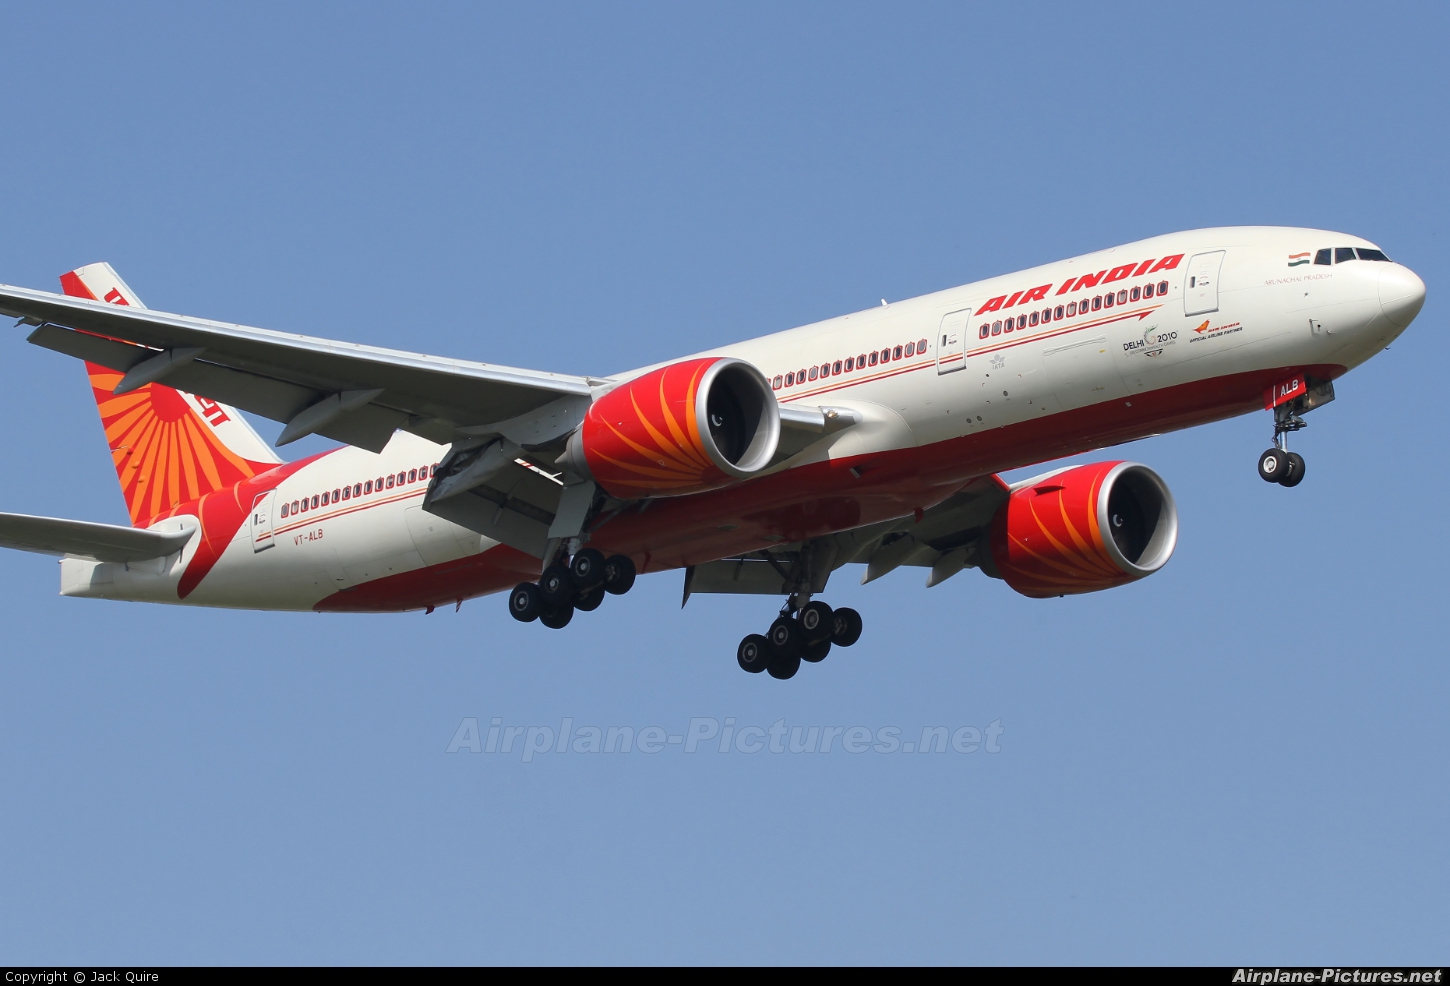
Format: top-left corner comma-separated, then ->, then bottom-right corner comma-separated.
310,360 -> 1345,612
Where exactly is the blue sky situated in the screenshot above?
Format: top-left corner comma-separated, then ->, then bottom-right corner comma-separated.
1,1 -> 1446,965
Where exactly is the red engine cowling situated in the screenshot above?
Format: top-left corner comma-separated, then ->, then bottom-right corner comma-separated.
566,357 -> 780,498
986,461 -> 1178,597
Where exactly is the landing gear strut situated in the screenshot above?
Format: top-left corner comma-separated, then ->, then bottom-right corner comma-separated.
508,551 -> 636,629
1258,402 -> 1308,488
1258,378 -> 1335,488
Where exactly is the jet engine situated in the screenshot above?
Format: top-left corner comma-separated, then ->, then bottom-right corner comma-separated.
565,357 -> 780,498
984,460 -> 1178,597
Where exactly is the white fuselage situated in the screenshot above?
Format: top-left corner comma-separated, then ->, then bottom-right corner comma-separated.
60,226 -> 1420,611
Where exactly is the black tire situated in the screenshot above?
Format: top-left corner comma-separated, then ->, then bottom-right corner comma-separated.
798,600 -> 834,644
1279,452 -> 1306,488
539,564 -> 575,606
831,606 -> 863,647
1258,447 -> 1289,482
508,582 -> 543,623
603,554 -> 637,595
540,603 -> 574,629
768,653 -> 802,680
737,634 -> 771,673
570,548 -> 606,590
801,638 -> 831,663
574,585 -> 604,612
767,616 -> 803,659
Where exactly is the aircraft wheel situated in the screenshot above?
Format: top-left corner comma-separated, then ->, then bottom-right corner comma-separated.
539,564 -> 575,606
831,607 -> 863,647
574,585 -> 605,612
570,548 -> 606,590
801,638 -> 831,663
798,600 -> 834,643
737,634 -> 771,673
766,616 -> 803,659
603,554 -> 637,595
1278,452 -> 1306,488
508,582 -> 543,623
1258,448 -> 1290,483
767,652 -> 802,680
540,603 -> 574,630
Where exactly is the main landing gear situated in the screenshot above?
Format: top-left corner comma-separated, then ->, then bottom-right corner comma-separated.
1257,402 -> 1308,488
737,600 -> 863,680
508,548 -> 636,630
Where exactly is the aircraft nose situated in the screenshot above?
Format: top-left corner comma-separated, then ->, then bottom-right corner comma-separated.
1379,263 -> 1426,329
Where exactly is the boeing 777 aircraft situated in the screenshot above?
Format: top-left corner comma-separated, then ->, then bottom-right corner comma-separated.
0,228 -> 1425,678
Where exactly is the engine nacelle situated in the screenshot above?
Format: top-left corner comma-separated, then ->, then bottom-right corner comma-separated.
567,357 -> 780,498
986,461 -> 1178,597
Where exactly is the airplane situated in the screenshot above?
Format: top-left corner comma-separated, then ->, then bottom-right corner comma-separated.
0,228 -> 1425,679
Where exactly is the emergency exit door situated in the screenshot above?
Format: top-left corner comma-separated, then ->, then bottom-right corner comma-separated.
1184,251 -> 1225,316
251,490 -> 276,552
936,307 -> 972,374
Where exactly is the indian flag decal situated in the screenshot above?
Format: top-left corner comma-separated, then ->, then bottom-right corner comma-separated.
1287,252 -> 1312,267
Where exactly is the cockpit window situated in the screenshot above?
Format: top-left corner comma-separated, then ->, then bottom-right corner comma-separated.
1334,247 -> 1357,264
1356,248 -> 1391,262
1314,249 -> 1332,266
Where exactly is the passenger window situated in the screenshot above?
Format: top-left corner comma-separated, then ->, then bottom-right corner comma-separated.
1335,247 -> 1357,263
858,353 -> 867,367
355,484 -> 363,496
1066,301 -> 1077,316
1104,292 -> 1114,308
321,491 -> 329,505
917,338 -> 927,352
809,366 -> 818,380
1092,296 -> 1102,310
818,363 -> 828,378
1357,248 -> 1391,261
991,320 -> 1002,336
785,371 -> 794,386
312,495 -> 319,509
1157,280 -> 1168,295
979,324 -> 990,339
291,500 -> 299,513
386,475 -> 394,489
280,503 -> 289,517
772,375 -> 782,389
868,352 -> 878,365
376,477 -> 383,490
398,472 -> 406,485
334,489 -> 341,501
1017,316 -> 1027,330
408,469 -> 417,483
1314,249 -> 1332,266
300,498 -> 309,512
362,481 -> 370,494
1130,286 -> 1140,302
845,357 -> 854,371
1028,312 -> 1039,326
342,487 -> 350,501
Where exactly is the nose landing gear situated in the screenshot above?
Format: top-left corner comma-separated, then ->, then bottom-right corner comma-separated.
1258,376 -> 1334,488
1258,403 -> 1309,489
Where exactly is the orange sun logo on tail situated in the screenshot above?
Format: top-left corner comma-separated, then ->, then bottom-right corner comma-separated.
88,364 -> 273,527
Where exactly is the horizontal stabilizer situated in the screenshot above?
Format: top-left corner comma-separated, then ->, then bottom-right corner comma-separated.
0,511 -> 192,563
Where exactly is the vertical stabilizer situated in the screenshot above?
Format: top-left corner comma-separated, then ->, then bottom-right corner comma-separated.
62,263 -> 283,527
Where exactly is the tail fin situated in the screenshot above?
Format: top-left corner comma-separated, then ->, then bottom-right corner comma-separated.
61,263 -> 283,528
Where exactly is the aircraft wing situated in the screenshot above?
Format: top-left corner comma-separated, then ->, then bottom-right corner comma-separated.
0,284 -> 597,453
683,473 -> 1012,601
0,511 -> 192,563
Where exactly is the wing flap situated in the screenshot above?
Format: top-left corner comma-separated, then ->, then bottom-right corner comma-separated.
0,511 -> 192,563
